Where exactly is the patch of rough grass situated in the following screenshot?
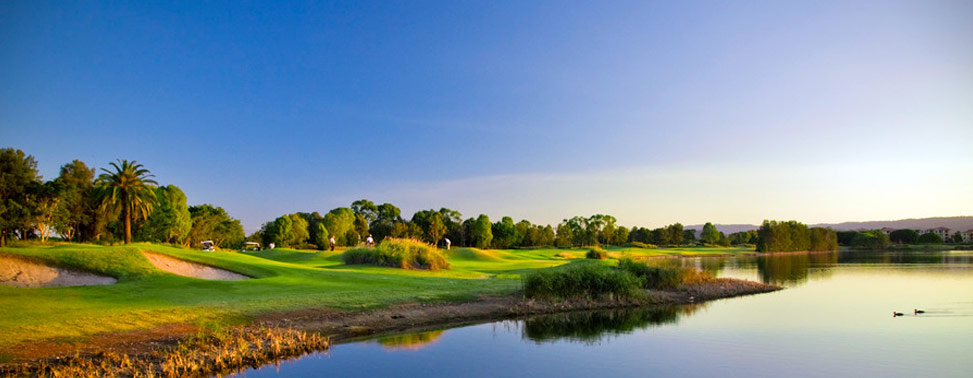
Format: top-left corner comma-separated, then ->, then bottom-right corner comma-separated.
618,259 -> 711,289
342,238 -> 450,270
523,263 -> 642,301
585,247 -> 609,260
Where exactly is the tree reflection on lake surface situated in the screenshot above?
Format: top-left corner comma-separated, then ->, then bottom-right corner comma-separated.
521,306 -> 701,344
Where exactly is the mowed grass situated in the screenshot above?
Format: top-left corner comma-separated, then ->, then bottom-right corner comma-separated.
0,243 -> 754,353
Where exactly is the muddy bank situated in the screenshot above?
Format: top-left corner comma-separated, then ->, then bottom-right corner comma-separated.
142,251 -> 249,281
0,255 -> 116,288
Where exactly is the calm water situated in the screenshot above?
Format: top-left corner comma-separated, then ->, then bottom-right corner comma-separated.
229,250 -> 973,378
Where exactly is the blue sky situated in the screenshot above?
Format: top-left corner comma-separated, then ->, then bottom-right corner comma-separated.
2,1 -> 971,232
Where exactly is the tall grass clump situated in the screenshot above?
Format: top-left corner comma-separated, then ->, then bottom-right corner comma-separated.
618,259 -> 711,289
585,247 -> 609,260
342,238 -> 450,270
523,263 -> 642,301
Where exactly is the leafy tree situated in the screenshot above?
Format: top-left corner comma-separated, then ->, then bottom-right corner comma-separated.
296,212 -> 325,248
314,223 -> 329,249
952,231 -> 964,244
323,207 -> 355,246
353,214 -> 370,239
683,229 -> 697,244
649,228 -> 669,245
809,227 -> 839,251
554,223 -> 573,248
540,225 -> 556,246
94,160 -> 158,244
611,226 -> 630,245
888,229 -> 919,244
0,148 -> 40,245
188,204 -> 244,248
370,203 -> 401,240
666,223 -> 684,245
851,230 -> 891,249
700,222 -> 720,244
411,209 -> 447,244
472,214 -> 493,248
917,232 -> 943,244
52,160 -> 96,242
351,199 -> 378,224
851,230 -> 892,249
492,216 -> 517,248
836,231 -> 858,246
756,220 -> 812,252
28,180 -> 61,242
137,185 -> 191,244
261,215 -> 292,247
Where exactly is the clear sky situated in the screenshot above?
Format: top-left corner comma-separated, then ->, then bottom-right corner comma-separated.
2,1 -> 971,233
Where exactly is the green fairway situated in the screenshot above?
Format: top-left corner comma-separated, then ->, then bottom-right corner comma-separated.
0,243 -> 755,352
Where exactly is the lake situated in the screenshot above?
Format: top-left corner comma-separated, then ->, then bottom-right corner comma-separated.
228,250 -> 973,378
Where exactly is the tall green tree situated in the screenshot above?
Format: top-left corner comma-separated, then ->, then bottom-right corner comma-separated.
94,160 -> 158,244
889,229 -> 919,244
323,207 -> 355,246
188,204 -> 245,248
472,214 -> 493,248
52,160 -> 96,242
0,148 -> 40,245
138,185 -> 191,244
700,222 -> 720,244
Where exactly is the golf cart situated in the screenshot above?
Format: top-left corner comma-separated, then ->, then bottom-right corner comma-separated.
242,242 -> 261,252
201,240 -> 216,251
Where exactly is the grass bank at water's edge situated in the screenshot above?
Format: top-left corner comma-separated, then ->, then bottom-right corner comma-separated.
0,243 -> 757,359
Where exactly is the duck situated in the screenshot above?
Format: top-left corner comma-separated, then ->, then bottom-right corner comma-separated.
914,309 -> 925,314
893,312 -> 904,317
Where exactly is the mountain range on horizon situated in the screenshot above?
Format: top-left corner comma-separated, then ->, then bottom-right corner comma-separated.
684,216 -> 973,234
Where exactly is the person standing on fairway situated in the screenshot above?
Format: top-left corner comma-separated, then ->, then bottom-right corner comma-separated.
329,235 -> 336,251
444,237 -> 451,250
366,234 -> 374,246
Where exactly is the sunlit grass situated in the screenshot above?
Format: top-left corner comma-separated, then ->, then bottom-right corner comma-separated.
0,242 -> 754,353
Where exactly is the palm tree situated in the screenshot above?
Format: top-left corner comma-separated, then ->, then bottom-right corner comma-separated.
95,159 -> 157,244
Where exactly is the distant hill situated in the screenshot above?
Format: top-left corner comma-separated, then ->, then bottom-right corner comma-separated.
684,224 -> 759,234
809,216 -> 973,231
684,216 -> 973,234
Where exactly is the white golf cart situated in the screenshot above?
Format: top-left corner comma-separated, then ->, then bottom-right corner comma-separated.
201,240 -> 216,251
242,242 -> 261,252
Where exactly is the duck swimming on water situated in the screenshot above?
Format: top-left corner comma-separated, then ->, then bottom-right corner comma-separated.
893,312 -> 904,317
914,309 -> 925,314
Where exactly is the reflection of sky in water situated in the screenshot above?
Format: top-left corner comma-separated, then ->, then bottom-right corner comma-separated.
229,251 -> 973,378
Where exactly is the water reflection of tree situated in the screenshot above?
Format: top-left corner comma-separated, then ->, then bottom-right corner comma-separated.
521,305 -> 702,344
375,330 -> 445,351
757,252 -> 837,285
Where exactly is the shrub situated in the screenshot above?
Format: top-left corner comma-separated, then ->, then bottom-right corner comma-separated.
625,242 -> 658,249
586,247 -> 609,260
523,263 -> 642,301
617,259 -> 711,289
342,238 -> 449,270
617,259 -> 681,289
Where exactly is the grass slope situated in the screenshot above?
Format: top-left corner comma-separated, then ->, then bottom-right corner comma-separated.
0,243 -> 754,354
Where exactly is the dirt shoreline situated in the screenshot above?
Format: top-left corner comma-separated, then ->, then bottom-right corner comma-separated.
1,277 -> 779,375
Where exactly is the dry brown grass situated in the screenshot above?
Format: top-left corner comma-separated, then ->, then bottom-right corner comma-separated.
1,327 -> 329,378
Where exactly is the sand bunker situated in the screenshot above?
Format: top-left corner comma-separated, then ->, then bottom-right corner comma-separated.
0,255 -> 117,288
142,251 -> 249,281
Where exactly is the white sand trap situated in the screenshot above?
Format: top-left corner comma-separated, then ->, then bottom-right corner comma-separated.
0,255 -> 117,288
142,251 -> 249,281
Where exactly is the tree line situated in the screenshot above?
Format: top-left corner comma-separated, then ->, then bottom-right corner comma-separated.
0,148 -> 243,247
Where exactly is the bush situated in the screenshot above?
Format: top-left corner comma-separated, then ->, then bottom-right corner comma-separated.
342,238 -> 449,270
617,259 -> 711,289
917,232 -> 943,244
623,242 -> 658,249
586,247 -> 609,260
523,263 -> 642,301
